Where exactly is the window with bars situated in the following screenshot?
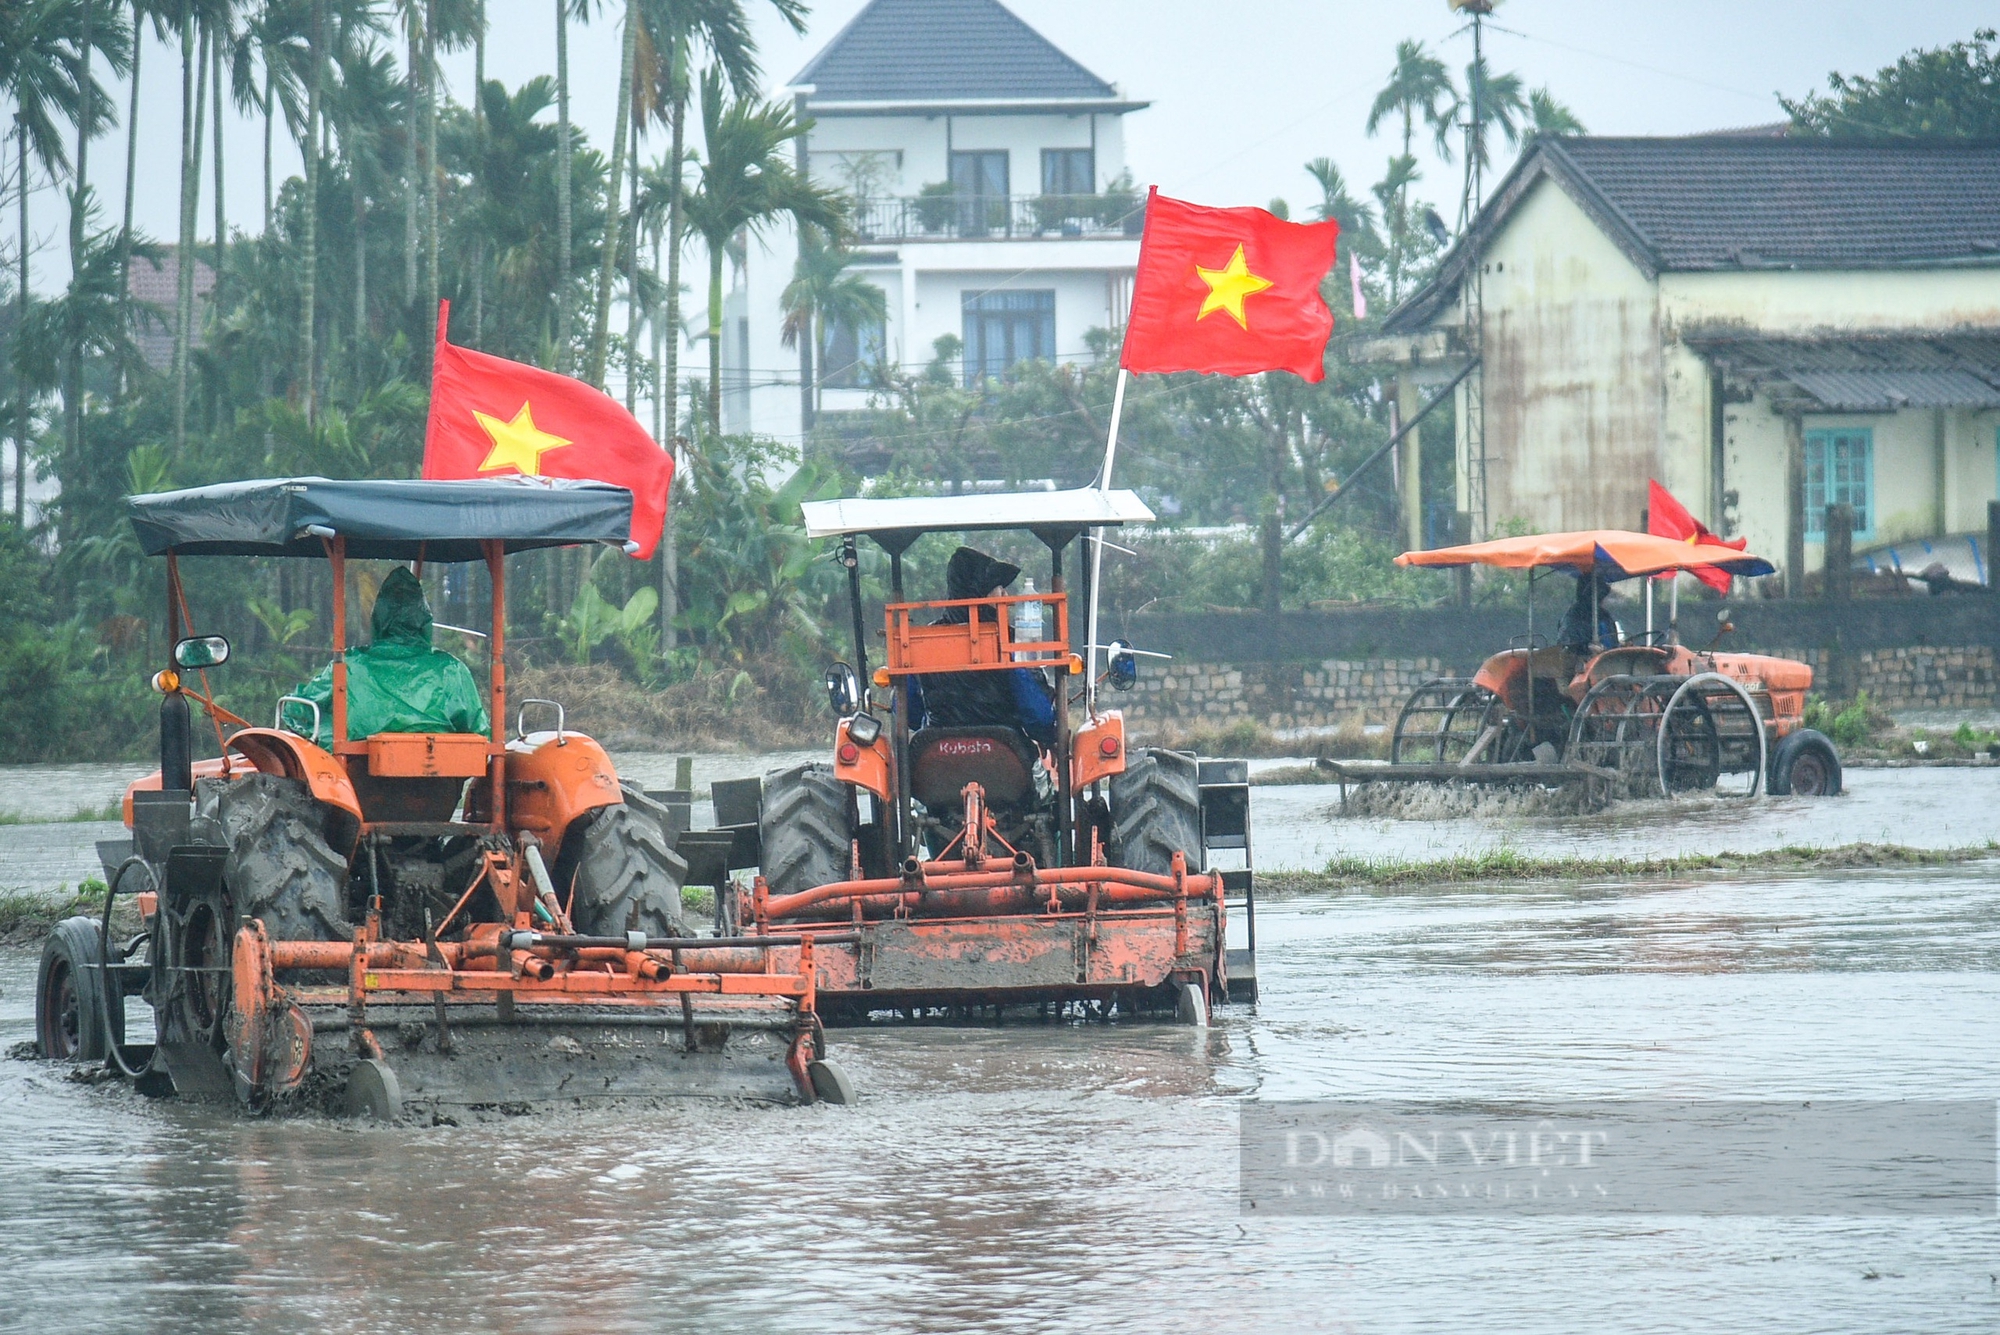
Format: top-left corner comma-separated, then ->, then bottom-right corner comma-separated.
1805,427 -> 1872,537
961,291 -> 1055,385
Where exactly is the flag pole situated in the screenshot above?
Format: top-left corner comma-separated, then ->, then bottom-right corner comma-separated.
1084,367 -> 1130,716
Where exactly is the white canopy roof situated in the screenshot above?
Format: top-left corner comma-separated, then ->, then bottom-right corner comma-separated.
801,487 -> 1156,541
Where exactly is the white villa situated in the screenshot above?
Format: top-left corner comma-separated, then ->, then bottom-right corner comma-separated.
719,0 -> 1147,448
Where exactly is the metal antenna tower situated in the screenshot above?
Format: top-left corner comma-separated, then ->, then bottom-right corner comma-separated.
1451,0 -> 1492,537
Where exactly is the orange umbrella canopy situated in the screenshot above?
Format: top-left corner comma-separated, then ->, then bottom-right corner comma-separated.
1395,530 -> 1775,582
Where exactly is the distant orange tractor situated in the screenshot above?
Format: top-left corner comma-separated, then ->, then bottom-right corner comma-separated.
1386,530 -> 1841,797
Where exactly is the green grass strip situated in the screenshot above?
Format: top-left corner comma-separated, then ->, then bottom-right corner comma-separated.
0,803 -> 124,825
1261,842 -> 1998,894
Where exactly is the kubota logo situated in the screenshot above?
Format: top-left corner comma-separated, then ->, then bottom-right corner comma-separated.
935,739 -> 996,756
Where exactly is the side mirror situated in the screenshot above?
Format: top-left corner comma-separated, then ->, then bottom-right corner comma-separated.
1105,640 -> 1138,692
1717,607 -> 1732,624
824,662 -> 861,717
173,635 -> 230,670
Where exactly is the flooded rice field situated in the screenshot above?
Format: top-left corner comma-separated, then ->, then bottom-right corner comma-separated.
1,757 -> 1995,1331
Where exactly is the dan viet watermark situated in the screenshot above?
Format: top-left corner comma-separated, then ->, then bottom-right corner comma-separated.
1240,1101 -> 1996,1215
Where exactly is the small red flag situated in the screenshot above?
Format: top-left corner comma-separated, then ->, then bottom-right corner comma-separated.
1120,188 -> 1340,381
422,302 -> 672,558
1647,478 -> 1745,594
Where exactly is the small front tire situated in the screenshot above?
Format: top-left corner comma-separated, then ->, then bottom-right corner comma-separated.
36,917 -> 121,1061
1769,728 -> 1842,797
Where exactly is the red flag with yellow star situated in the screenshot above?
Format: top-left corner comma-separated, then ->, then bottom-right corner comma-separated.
421,302 -> 672,558
1120,187 -> 1340,381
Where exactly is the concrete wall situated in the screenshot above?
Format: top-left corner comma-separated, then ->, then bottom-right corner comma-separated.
1105,599 -> 2000,732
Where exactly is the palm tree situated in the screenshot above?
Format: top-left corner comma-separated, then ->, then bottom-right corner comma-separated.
1303,158 -> 1379,260
65,0 -> 131,464
331,40 -> 400,383
635,0 -> 798,435
779,230 -> 884,422
1526,87 -> 1585,140
298,0 -> 322,418
1364,39 -> 1450,303
0,0 -> 91,516
682,64 -> 843,435
584,0 -> 638,389
1453,55 -> 1525,228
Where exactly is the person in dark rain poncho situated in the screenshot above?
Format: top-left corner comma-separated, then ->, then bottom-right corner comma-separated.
910,547 -> 1058,747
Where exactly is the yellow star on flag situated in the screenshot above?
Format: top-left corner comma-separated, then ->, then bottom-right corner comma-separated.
1194,244 -> 1275,329
474,401 -> 572,475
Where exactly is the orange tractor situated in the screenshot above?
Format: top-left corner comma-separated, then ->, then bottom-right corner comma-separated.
34,477 -> 850,1116
1385,530 -> 1842,797
729,489 -> 1248,1024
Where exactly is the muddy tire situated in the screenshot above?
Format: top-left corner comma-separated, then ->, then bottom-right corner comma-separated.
759,764 -> 853,898
37,916 -> 120,1060
1769,728 -> 1842,797
569,787 -> 690,938
1109,748 -> 1203,875
214,775 -> 352,942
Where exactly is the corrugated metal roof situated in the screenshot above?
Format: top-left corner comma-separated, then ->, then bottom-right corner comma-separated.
793,0 -> 1118,105
1683,333 -> 2000,411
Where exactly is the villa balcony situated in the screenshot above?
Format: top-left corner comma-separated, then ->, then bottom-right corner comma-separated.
847,193 -> 1146,243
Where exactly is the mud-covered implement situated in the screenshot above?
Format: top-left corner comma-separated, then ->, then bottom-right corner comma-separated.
1350,530 -> 1843,799
741,489 -> 1240,1024
38,477 -> 848,1117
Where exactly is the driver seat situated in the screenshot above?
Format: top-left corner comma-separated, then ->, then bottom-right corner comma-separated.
908,727 -> 1040,809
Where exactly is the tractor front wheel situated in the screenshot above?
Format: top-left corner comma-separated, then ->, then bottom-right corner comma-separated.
36,916 -> 122,1061
1109,748 -> 1203,876
568,785 -> 690,938
759,764 -> 855,898
1769,728 -> 1842,797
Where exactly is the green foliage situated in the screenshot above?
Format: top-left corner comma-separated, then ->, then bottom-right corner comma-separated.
1804,690 -> 1889,748
559,575 -> 659,667
1784,27 -> 2000,139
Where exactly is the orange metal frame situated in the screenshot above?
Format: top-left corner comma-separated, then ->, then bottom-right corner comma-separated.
881,593 -> 1075,676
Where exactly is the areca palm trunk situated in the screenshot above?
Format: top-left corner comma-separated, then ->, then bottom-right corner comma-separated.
67,0 -> 93,465
403,11 -> 418,304
15,122 -> 27,521
119,7 -> 141,399
262,67 -> 271,231
424,0 -> 438,344
353,147 -> 367,381
471,0 -> 484,343
586,0 -> 636,389
663,89 -> 684,441
301,0 -> 322,421
705,237 -> 722,434
212,33 -> 225,299
623,130 -> 638,411
554,0 -> 570,370
173,20 -> 203,450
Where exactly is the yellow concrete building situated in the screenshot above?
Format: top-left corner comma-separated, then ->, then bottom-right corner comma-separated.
1356,136 -> 2000,588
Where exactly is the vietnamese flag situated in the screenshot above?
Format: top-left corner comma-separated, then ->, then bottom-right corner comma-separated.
1120,187 -> 1340,381
422,302 -> 672,558
1647,478 -> 1746,594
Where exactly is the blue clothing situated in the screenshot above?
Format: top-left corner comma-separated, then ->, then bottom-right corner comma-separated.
907,668 -> 1058,747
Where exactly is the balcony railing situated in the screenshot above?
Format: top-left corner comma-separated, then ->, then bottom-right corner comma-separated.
847,193 -> 1146,243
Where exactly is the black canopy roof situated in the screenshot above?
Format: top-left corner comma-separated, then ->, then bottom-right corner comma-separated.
129,476 -> 635,561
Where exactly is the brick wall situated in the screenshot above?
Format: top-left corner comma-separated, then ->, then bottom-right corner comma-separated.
1105,602 -> 2000,732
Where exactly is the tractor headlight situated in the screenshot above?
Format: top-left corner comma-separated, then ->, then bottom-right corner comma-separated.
847,712 -> 882,747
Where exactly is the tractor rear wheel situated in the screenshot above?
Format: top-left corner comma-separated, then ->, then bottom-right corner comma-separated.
1109,748 -> 1203,875
568,785 -> 690,938
36,916 -> 121,1061
213,775 -> 352,942
759,764 -> 854,898
1769,728 -> 1842,797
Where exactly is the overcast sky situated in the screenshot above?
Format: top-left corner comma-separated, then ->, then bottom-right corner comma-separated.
19,0 -> 1995,295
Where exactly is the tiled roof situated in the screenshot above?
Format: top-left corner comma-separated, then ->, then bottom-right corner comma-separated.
1383,137 -> 2000,333
794,0 -> 1119,105
1553,137 -> 2000,271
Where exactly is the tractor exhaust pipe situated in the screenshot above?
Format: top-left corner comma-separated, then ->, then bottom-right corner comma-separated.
160,688 -> 192,795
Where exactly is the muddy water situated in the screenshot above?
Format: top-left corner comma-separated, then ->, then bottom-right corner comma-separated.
3,857 -> 1998,1331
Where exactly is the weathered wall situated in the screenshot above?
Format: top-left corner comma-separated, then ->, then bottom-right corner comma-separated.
1108,599 -> 2000,731
1466,178 -> 1664,534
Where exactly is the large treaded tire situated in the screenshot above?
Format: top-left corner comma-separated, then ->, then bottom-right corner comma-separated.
759,764 -> 853,898
37,916 -> 120,1060
1109,748 -> 1203,875
569,785 -> 690,938
1769,727 -> 1842,797
214,775 -> 353,942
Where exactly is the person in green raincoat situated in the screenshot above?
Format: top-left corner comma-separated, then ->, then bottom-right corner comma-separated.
283,567 -> 490,746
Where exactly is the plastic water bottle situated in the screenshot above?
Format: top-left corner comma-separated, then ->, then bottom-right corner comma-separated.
1012,577 -> 1043,659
